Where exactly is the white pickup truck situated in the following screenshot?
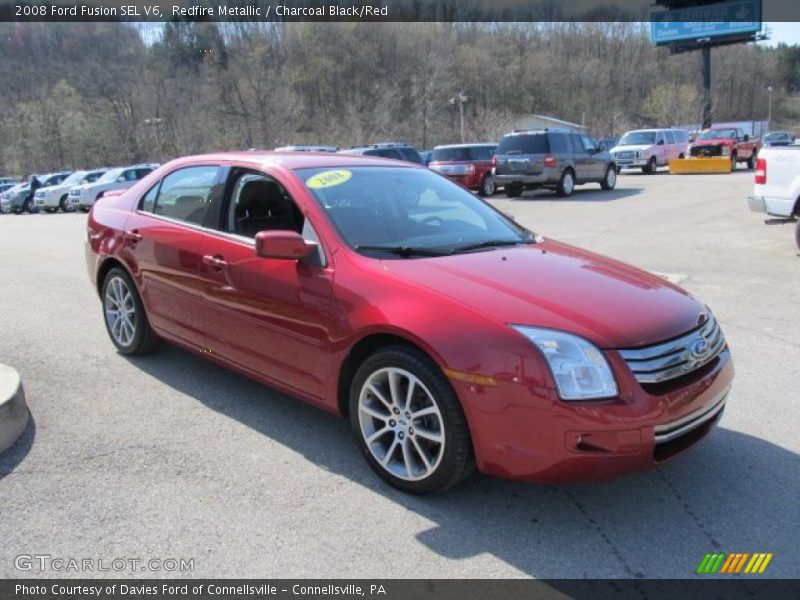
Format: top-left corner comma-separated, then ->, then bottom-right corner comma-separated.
748,145 -> 800,249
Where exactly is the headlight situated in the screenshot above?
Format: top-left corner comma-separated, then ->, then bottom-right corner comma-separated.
512,326 -> 618,400
721,146 -> 731,156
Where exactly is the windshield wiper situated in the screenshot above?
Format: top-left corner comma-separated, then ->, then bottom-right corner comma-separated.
449,239 -> 528,253
355,245 -> 451,257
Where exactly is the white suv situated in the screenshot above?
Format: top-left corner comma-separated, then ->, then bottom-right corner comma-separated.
69,164 -> 158,211
611,129 -> 689,174
34,169 -> 107,213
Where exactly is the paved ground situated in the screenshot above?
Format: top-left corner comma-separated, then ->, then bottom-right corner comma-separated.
0,170 -> 797,579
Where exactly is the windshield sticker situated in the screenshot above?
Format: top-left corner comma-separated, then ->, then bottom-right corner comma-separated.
306,170 -> 352,189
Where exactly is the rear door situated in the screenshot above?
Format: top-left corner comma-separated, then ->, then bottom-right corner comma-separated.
123,164 -> 224,348
569,134 -> 592,181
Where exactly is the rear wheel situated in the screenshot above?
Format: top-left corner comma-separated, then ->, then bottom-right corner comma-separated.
795,220 -> 800,252
555,169 -> 575,197
101,267 -> 160,355
478,174 -> 495,197
349,346 -> 474,494
747,153 -> 756,170
504,183 -> 523,198
600,165 -> 617,190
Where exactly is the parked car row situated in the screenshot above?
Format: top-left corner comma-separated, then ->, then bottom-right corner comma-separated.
0,163 -> 158,214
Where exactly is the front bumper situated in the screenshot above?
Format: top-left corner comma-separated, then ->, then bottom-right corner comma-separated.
616,159 -> 649,168
452,346 -> 734,483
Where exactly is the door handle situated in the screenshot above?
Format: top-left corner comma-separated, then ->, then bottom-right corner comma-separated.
124,230 -> 142,243
202,254 -> 227,270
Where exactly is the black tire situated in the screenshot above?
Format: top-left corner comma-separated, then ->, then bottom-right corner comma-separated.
101,267 -> 160,355
795,220 -> 800,252
555,168 -> 575,197
730,153 -> 737,171
504,183 -> 523,198
747,153 -> 756,170
349,345 -> 474,494
59,195 -> 74,213
600,165 -> 617,190
79,206 -> 90,213
478,174 -> 495,197
643,156 -> 657,175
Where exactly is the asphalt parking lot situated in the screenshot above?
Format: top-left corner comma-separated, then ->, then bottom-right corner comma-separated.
0,170 -> 798,579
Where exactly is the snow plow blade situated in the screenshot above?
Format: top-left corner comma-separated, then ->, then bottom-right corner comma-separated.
669,157 -> 733,174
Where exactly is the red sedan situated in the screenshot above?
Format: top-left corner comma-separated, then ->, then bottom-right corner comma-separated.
86,152 -> 733,494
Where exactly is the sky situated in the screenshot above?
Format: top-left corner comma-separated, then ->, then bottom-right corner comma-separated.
760,22 -> 800,46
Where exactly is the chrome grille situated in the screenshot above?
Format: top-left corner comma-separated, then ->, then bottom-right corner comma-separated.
618,315 -> 725,384
615,151 -> 635,159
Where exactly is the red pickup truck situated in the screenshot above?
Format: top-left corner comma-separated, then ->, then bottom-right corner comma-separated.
689,127 -> 761,170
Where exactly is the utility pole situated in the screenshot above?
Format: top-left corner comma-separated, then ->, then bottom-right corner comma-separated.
449,92 -> 468,143
144,118 -> 164,162
701,46 -> 712,129
767,85 -> 774,132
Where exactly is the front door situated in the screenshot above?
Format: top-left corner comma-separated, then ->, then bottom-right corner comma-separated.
196,168 -> 335,400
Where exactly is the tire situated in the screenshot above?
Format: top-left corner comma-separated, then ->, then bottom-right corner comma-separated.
795,220 -> 800,252
747,153 -> 756,170
101,267 -> 160,355
59,195 -> 74,213
555,169 -> 575,197
349,345 -> 474,494
478,174 -> 495,197
504,183 -> 523,198
79,206 -> 90,213
600,165 -> 617,190
730,153 -> 737,171
643,156 -> 657,174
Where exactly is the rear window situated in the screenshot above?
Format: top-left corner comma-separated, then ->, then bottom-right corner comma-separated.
431,146 -> 495,162
496,134 -> 549,155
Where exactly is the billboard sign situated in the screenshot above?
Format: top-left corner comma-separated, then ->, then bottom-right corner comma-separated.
651,0 -> 762,46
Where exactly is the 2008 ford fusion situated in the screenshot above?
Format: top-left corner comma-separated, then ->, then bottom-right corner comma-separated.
86,152 -> 733,493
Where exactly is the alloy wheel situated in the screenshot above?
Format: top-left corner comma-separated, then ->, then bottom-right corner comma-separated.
104,276 -> 137,347
358,367 -> 445,482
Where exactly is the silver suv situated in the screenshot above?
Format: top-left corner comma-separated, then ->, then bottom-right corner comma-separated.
493,130 -> 618,198
69,164 -> 158,212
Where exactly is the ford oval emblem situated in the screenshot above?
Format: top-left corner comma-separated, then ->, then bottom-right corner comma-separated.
691,339 -> 710,359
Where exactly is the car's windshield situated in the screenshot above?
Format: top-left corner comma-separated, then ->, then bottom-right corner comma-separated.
60,171 -> 88,186
96,168 -> 123,183
698,129 -> 738,140
298,166 -> 533,257
618,131 -> 656,145
85,171 -> 106,182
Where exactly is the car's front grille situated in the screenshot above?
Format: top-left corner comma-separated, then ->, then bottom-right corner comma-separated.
615,151 -> 635,159
618,315 -> 726,385
690,145 -> 722,157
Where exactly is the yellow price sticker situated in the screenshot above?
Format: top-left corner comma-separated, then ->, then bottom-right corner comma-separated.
306,169 -> 352,189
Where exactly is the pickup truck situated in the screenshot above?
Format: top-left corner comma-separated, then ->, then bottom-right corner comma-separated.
747,145 -> 800,249
689,127 -> 760,170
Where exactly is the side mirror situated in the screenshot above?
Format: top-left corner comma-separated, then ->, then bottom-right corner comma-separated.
255,230 -> 314,260
743,134 -> 750,141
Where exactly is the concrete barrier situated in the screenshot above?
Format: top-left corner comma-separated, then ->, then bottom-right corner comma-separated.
0,364 -> 30,454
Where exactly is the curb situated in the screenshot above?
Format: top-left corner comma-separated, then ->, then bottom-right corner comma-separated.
0,364 -> 30,455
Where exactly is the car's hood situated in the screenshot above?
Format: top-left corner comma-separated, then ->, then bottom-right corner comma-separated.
610,144 -> 652,153
39,183 -> 69,195
382,240 -> 707,349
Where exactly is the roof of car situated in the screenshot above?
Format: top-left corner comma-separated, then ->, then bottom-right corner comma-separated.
159,151 -> 423,171
433,143 -> 497,149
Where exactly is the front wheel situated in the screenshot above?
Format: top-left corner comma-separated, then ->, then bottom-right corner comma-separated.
101,267 -> 160,355
643,156 -> 657,174
730,153 -> 737,171
556,169 -> 575,197
600,165 -> 617,190
478,174 -> 496,197
349,346 -> 474,494
59,195 -> 74,213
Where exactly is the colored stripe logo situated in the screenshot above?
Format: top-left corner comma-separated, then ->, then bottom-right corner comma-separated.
696,553 -> 773,574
